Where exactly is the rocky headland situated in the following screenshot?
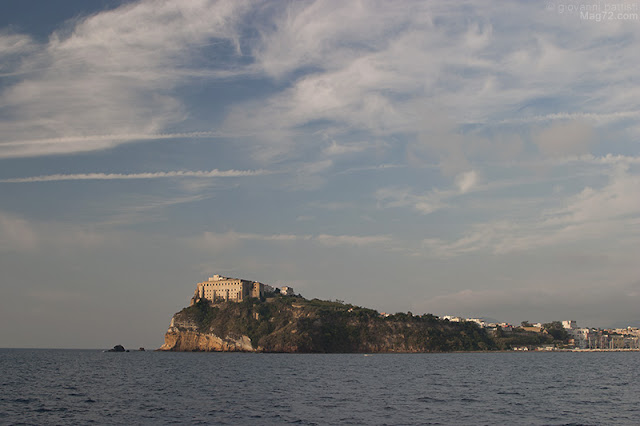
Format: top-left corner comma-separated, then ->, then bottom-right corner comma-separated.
158,296 -> 505,352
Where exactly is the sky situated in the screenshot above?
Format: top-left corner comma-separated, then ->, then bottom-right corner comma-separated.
1,0 -> 639,349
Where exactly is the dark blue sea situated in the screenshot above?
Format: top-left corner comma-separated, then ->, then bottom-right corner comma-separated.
1,349 -> 639,425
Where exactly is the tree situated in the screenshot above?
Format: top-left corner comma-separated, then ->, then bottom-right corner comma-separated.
543,321 -> 569,342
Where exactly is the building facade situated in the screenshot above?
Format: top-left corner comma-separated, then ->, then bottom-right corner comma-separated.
193,274 -> 264,303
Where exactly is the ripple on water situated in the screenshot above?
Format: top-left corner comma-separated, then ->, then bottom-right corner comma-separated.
1,350 -> 639,425
415,395 -> 446,403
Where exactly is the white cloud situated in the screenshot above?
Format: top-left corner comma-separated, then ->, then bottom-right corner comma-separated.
199,230 -> 308,247
422,222 -> 516,258
315,234 -> 391,247
546,165 -> 640,225
219,0 -> 640,173
533,121 -> 594,157
552,153 -> 640,167
195,230 -> 390,249
0,212 -> 38,252
0,0 -> 251,157
0,32 -> 35,70
281,159 -> 334,191
375,187 -> 448,215
0,210 -> 114,253
455,170 -> 479,194
0,168 -> 269,183
3,0 -> 639,168
253,1 -> 414,79
323,140 -> 367,156
375,169 -> 483,215
307,201 -> 357,211
498,110 -> 640,126
0,131 -> 224,160
99,193 -> 213,226
424,165 -> 640,257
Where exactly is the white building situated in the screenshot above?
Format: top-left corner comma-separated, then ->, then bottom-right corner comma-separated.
442,316 -> 462,322
569,328 -> 591,349
280,286 -> 294,296
466,318 -> 486,327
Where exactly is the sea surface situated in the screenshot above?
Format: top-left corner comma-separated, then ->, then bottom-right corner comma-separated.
1,349 -> 639,425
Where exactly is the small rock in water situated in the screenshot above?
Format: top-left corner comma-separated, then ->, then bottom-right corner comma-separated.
107,345 -> 126,352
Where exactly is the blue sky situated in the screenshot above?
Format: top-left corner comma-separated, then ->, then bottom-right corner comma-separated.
1,0 -> 639,349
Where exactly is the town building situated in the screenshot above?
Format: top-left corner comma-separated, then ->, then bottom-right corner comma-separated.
466,318 -> 486,327
442,316 -> 462,322
564,323 -> 640,350
280,286 -> 294,296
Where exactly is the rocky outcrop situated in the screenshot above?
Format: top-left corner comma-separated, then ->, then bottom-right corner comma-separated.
107,344 -> 126,352
158,312 -> 254,352
158,297 -> 498,353
160,329 -> 253,351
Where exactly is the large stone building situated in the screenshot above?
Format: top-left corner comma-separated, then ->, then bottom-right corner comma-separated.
190,274 -> 293,305
193,274 -> 265,303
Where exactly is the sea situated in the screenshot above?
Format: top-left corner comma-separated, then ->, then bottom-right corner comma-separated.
1,349 -> 638,425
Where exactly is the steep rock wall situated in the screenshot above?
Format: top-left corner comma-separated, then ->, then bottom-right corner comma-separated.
158,312 -> 254,352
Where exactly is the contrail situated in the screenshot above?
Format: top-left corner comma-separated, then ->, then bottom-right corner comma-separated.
1,169 -> 269,183
0,132 -> 223,147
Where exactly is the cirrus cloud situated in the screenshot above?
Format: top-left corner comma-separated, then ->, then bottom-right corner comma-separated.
0,168 -> 269,183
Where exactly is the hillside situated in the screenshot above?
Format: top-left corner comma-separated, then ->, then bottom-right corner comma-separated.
159,296 -> 502,352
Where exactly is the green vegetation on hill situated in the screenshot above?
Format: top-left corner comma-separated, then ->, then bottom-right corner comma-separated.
491,327 -> 555,350
178,296 -> 498,352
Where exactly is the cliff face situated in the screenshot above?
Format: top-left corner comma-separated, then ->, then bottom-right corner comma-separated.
159,297 -> 497,353
159,314 -> 253,352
